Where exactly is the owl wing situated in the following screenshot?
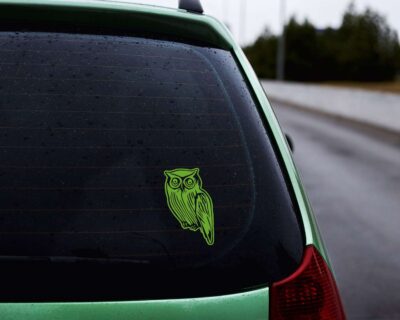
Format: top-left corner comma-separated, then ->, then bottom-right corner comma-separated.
195,192 -> 215,246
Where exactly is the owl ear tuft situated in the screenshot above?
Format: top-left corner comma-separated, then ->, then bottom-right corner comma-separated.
164,170 -> 171,178
193,168 -> 200,174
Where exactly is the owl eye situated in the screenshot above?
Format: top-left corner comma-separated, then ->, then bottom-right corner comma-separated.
170,177 -> 181,188
184,177 -> 195,189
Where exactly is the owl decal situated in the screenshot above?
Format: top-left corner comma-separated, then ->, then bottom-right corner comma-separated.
164,168 -> 215,246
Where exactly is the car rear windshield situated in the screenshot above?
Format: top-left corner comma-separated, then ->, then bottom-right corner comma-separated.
0,31 -> 303,301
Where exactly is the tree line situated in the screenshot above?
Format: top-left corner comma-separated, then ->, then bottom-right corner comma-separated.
244,5 -> 400,82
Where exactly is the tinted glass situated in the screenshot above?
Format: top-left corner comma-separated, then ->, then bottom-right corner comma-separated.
0,32 -> 303,301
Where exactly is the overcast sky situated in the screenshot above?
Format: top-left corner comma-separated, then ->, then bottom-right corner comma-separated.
133,0 -> 400,46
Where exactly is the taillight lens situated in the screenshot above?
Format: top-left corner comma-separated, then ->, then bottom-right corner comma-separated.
270,245 -> 346,319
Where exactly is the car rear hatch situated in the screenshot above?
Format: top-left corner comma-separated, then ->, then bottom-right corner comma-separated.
0,1 -> 312,319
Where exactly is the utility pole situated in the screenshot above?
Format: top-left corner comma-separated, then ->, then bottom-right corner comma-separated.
276,0 -> 286,81
240,0 -> 247,46
223,0 -> 232,32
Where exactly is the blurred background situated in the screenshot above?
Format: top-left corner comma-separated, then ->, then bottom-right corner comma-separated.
119,1 -> 399,319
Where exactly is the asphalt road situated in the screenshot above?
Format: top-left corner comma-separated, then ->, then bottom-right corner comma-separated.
272,102 -> 400,320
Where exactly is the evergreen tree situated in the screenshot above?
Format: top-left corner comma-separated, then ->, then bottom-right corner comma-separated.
244,5 -> 400,82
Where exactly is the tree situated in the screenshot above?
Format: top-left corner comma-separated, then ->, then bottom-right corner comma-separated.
244,28 -> 277,79
336,5 -> 400,81
284,18 -> 318,81
244,5 -> 400,82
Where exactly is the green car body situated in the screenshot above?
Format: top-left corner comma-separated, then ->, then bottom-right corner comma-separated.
0,1 -> 330,319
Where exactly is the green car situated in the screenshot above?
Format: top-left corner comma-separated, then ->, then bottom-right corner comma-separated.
0,0 -> 346,318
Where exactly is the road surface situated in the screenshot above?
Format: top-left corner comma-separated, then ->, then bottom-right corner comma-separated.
272,102 -> 400,320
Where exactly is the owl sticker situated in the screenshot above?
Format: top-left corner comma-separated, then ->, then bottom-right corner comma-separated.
164,168 -> 215,246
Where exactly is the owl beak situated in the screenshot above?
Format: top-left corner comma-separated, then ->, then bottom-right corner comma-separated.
180,185 -> 185,191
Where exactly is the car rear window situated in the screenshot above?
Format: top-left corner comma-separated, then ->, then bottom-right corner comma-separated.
0,31 -> 303,301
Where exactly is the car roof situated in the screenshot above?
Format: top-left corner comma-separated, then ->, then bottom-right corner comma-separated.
0,0 -> 234,49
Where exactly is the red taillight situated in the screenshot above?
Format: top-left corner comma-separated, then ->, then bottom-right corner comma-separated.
270,245 -> 346,319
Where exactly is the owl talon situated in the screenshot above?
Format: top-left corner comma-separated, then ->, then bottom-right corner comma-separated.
181,222 -> 189,228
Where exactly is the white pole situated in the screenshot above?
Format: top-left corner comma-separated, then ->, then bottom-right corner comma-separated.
276,0 -> 286,80
240,0 -> 247,46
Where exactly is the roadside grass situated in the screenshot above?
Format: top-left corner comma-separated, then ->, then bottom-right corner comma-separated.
322,81 -> 400,94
